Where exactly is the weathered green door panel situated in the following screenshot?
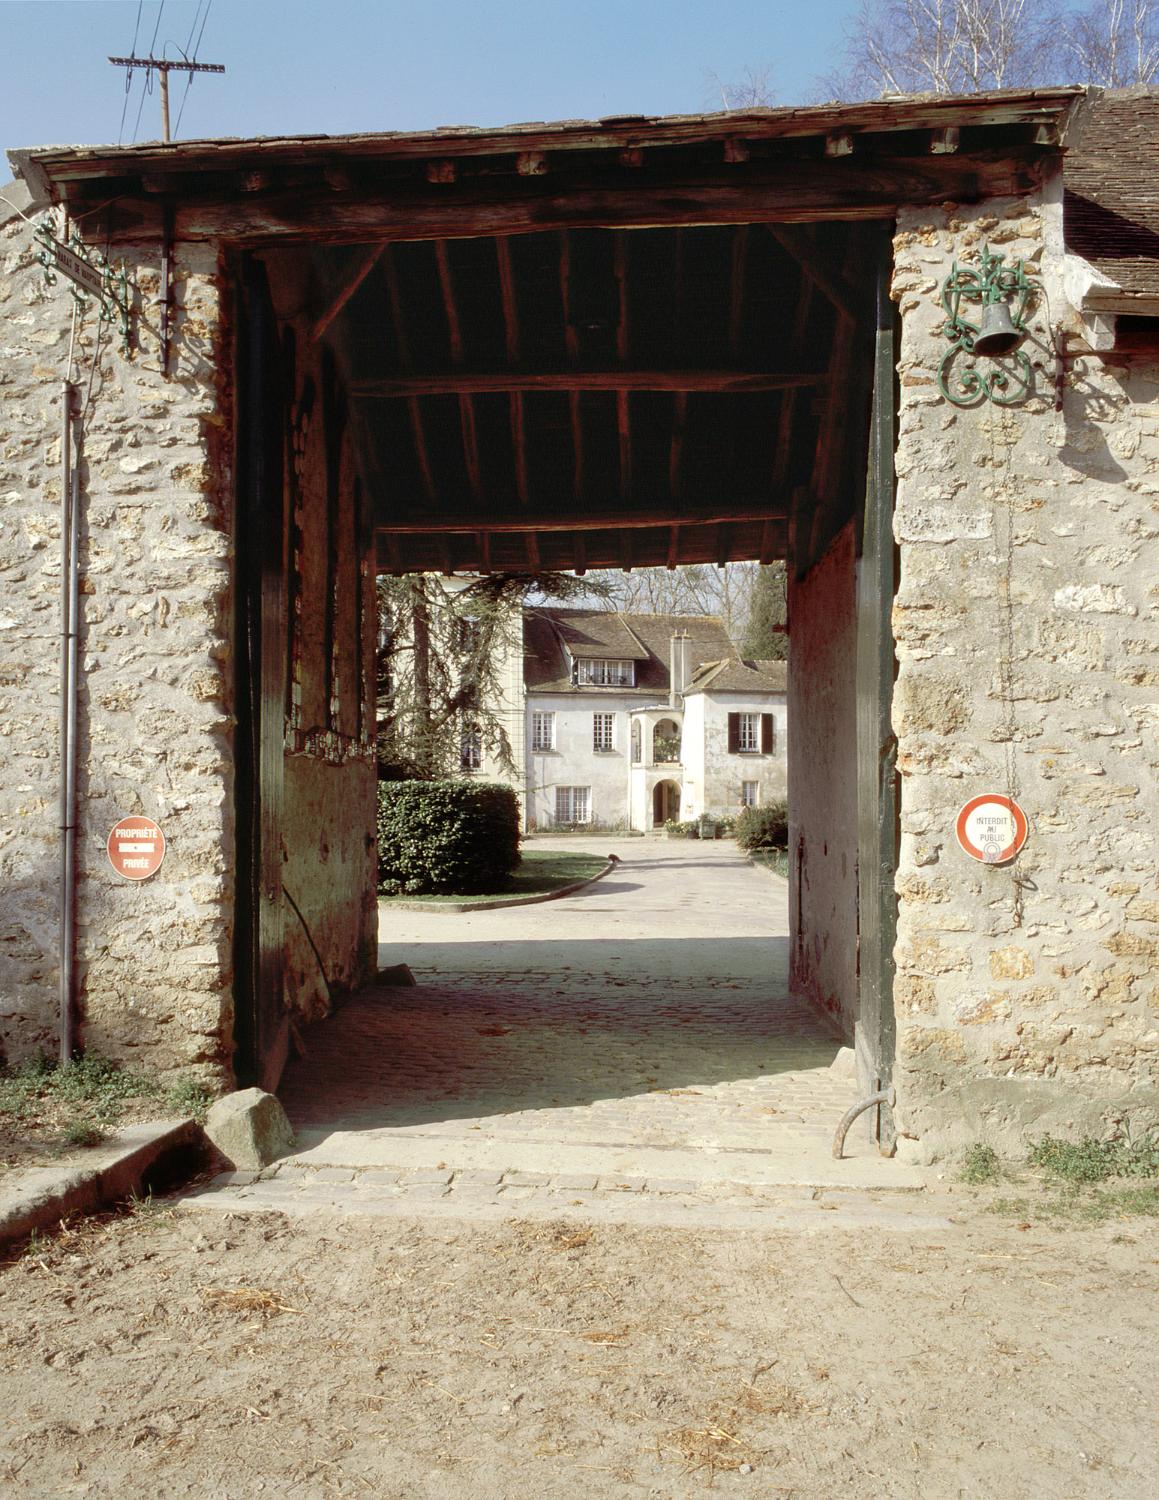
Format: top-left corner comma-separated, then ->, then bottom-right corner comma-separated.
855,240 -> 900,1151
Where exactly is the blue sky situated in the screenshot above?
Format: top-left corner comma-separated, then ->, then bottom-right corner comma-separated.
2,0 -> 857,170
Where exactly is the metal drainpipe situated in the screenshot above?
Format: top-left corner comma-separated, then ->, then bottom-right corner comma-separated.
58,382 -> 79,1066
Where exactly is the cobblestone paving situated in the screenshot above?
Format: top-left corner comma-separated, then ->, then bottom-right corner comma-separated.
262,839 -> 922,1206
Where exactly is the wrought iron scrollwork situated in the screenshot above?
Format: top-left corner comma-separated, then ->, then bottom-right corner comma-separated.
35,219 -> 132,354
938,246 -> 1039,408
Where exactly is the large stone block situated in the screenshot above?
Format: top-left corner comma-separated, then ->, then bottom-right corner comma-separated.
204,1088 -> 295,1170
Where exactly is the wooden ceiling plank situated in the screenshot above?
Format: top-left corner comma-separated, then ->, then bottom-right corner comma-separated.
667,522 -> 680,570
460,394 -> 483,503
766,225 -> 861,322
614,231 -> 633,503
496,236 -> 521,363
559,231 -> 583,503
434,240 -> 464,364
381,244 -> 412,371
669,390 -> 687,504
771,278 -> 815,500
510,390 -> 530,510
407,397 -> 437,506
729,224 -> 750,356
312,244 -> 385,341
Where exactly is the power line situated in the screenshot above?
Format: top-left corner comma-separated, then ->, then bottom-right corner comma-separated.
174,0 -> 215,139
117,2 -> 145,145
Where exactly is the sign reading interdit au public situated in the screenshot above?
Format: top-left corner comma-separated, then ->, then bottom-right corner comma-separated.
955,794 -> 1028,865
107,817 -> 166,881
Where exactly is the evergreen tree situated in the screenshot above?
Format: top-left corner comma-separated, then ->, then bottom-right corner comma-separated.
740,563 -> 788,661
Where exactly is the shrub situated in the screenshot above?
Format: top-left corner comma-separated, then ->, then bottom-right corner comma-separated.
663,819 -> 699,839
734,800 -> 788,850
377,780 -> 520,895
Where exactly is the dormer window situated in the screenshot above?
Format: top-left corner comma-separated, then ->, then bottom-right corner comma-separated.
576,658 -> 635,687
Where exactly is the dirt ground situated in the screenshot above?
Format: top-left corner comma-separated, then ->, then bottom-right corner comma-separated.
1,1187 -> 1156,1499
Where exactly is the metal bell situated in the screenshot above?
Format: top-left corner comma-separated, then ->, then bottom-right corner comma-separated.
972,299 -> 1020,356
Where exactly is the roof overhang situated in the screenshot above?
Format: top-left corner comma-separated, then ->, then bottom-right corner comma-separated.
9,87 -> 1083,248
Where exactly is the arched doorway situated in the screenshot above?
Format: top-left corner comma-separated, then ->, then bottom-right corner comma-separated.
652,779 -> 681,827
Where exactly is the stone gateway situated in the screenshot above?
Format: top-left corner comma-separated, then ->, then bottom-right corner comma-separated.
1,85 -> 1156,1162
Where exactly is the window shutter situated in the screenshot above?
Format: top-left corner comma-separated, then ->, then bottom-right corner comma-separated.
727,713 -> 739,754
761,713 -> 774,753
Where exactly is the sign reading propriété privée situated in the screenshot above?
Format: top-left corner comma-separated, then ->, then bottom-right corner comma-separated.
106,817 -> 166,880
955,794 -> 1028,865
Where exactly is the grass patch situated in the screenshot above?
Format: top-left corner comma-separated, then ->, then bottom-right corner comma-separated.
960,1143 -> 1002,1185
971,1130 -> 1159,1224
377,848 -> 608,905
1027,1133 -> 1159,1183
749,848 -> 789,880
0,1054 -> 215,1171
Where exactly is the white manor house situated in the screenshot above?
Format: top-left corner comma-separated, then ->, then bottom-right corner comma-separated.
467,606 -> 787,832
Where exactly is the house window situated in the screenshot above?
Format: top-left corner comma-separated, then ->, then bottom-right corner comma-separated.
576,658 -> 634,687
593,712 -> 615,752
729,711 -> 774,754
531,711 -> 555,752
555,786 -> 591,825
631,719 -> 641,764
460,724 -> 482,771
741,781 -> 759,807
653,717 -> 681,763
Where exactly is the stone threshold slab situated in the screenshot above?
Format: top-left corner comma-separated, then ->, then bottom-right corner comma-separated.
282,1126 -> 927,1191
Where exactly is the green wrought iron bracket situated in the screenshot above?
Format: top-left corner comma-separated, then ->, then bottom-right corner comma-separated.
938,246 -> 1040,407
36,220 -> 132,355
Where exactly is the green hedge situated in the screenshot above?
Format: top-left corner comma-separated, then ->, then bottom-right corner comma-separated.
734,800 -> 789,851
377,781 -> 521,895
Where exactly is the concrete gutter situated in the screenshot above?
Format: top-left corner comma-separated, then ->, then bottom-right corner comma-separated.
0,1118 -> 205,1249
379,856 -> 616,914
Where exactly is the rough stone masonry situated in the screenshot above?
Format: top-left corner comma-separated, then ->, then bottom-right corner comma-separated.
889,178 -> 1159,1158
0,186 -> 234,1083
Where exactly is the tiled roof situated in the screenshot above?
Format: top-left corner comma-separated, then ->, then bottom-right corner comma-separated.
1065,88 -> 1159,304
523,609 -> 735,693
685,658 -> 788,694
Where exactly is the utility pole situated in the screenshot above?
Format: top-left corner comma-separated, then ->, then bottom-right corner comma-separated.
108,55 -> 225,143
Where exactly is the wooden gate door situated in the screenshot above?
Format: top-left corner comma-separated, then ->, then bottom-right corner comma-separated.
233,256 -> 287,1088
855,245 -> 900,1152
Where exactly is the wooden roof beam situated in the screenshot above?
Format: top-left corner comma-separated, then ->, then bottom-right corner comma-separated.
351,369 -> 826,397
312,244 -> 385,341
376,503 -> 787,534
765,225 -> 862,323
559,232 -> 583,503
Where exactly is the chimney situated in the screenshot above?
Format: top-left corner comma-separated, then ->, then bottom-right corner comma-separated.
670,629 -> 689,706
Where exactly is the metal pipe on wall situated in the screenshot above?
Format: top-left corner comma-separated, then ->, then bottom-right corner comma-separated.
58,382 -> 79,1065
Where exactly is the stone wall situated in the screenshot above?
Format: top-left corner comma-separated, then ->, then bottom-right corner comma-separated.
890,181 -> 1159,1158
0,187 -> 233,1081
787,522 -> 860,1038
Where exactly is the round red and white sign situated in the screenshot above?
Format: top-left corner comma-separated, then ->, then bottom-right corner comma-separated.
107,817 -> 166,881
955,794 -> 1027,865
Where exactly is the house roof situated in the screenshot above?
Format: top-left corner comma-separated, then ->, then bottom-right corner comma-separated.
684,658 -> 788,694
1064,87 -> 1159,308
523,608 -> 736,693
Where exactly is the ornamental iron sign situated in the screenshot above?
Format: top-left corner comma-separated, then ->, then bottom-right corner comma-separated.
938,245 -> 1040,408
36,221 -> 132,353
